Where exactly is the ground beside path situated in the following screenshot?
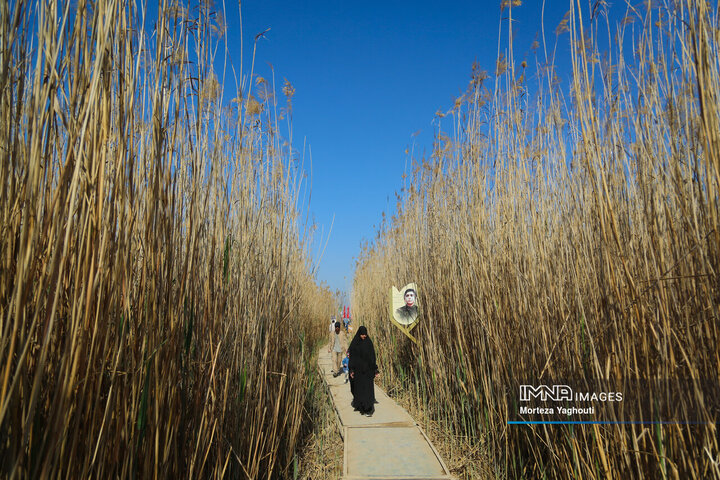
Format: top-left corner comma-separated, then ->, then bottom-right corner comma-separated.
318,350 -> 453,480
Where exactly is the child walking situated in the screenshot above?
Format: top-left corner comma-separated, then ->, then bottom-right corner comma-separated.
341,352 -> 350,383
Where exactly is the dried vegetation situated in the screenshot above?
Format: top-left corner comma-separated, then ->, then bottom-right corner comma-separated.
0,0 -> 333,478
353,1 -> 720,478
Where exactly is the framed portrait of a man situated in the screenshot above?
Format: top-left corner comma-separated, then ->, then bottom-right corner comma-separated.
391,283 -> 419,326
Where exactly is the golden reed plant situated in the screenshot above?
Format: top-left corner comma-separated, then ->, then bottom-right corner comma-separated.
353,1 -> 719,478
0,0 -> 334,477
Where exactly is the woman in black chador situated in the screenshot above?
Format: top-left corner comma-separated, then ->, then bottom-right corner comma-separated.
348,326 -> 379,416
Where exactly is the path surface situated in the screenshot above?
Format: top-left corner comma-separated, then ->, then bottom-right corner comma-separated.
319,350 -> 453,480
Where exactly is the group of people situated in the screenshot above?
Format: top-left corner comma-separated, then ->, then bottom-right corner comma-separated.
328,321 -> 379,417
324,289 -> 416,417
329,316 -> 353,334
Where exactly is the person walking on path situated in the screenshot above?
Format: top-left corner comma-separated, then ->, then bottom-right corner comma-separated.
348,325 -> 379,416
341,352 -> 350,383
328,321 -> 348,377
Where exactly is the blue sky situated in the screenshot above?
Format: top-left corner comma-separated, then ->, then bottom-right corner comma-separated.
203,0 -> 583,295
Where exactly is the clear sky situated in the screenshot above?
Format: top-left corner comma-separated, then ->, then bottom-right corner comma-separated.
211,0 -> 582,295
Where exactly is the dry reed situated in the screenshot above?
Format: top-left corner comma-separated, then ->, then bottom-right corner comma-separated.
0,0 -> 333,478
293,352 -> 344,480
354,1 -> 720,479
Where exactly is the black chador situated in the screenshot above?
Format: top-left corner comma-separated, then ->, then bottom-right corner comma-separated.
348,326 -> 378,415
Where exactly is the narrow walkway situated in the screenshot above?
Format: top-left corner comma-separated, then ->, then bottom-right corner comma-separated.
318,350 -> 453,480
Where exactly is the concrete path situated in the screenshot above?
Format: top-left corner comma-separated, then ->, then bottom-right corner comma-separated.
319,350 -> 453,480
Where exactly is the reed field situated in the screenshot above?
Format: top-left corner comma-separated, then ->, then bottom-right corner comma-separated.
353,1 -> 720,479
0,0 -> 335,477
294,353 -> 344,480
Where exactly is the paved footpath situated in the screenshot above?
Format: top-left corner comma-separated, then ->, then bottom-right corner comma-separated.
318,350 -> 453,480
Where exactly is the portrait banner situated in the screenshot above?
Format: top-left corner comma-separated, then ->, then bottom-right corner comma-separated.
391,283 -> 419,325
389,284 -> 420,345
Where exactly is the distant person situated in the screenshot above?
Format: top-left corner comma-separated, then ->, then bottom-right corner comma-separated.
328,321 -> 348,377
348,326 -> 379,417
329,316 -> 337,333
341,352 -> 350,383
343,316 -> 350,332
395,288 -> 418,323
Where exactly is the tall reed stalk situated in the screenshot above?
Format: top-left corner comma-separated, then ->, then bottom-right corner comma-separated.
353,2 -> 719,478
0,0 -> 333,477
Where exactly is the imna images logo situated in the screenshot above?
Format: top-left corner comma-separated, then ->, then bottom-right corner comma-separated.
519,384 -> 623,402
520,385 -> 573,402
